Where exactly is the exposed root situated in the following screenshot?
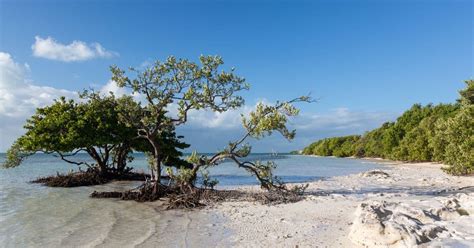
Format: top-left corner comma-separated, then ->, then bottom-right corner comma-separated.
167,189 -> 206,209
90,182 -> 308,209
32,172 -> 108,187
90,191 -> 123,198
91,183 -> 210,208
31,171 -> 150,187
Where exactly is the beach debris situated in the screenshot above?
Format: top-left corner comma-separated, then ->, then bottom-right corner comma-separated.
360,170 -> 390,179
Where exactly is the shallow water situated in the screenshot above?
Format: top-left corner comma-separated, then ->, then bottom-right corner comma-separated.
0,153 -> 381,247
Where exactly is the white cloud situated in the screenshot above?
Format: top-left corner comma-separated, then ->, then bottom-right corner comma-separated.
99,80 -> 145,105
31,36 -> 118,62
183,99 -> 272,130
0,52 -> 77,151
294,108 -> 396,132
100,80 -> 128,96
186,106 -> 249,129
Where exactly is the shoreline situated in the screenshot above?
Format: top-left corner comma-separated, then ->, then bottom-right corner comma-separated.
201,160 -> 474,247
304,154 -> 450,168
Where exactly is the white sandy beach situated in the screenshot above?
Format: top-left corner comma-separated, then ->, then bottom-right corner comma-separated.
202,159 -> 474,247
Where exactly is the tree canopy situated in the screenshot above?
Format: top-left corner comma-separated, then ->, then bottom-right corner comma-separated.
2,92 -> 188,177
110,55 -> 249,181
302,80 -> 473,175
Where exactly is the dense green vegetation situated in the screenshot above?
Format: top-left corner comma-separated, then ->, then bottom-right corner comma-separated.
4,91 -> 189,177
302,80 -> 474,175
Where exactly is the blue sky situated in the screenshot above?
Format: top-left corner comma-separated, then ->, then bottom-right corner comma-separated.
0,0 -> 472,152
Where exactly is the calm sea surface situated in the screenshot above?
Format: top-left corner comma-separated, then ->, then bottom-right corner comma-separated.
0,153 -> 382,247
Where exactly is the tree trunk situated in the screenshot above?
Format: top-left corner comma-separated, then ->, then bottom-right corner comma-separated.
98,161 -> 108,176
152,157 -> 161,195
117,157 -> 125,174
115,144 -> 129,174
99,146 -> 110,176
154,155 -> 161,183
148,137 -> 162,183
87,147 -> 108,175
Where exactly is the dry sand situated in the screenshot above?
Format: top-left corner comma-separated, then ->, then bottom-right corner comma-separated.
200,159 -> 474,247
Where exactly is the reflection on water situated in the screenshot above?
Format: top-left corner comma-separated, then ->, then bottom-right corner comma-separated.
0,154 -> 381,247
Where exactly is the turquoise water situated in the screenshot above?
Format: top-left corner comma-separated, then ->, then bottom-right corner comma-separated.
0,153 -> 382,247
0,153 -> 382,186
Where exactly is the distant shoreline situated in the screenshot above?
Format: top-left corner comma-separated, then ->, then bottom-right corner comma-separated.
301,154 -> 450,169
